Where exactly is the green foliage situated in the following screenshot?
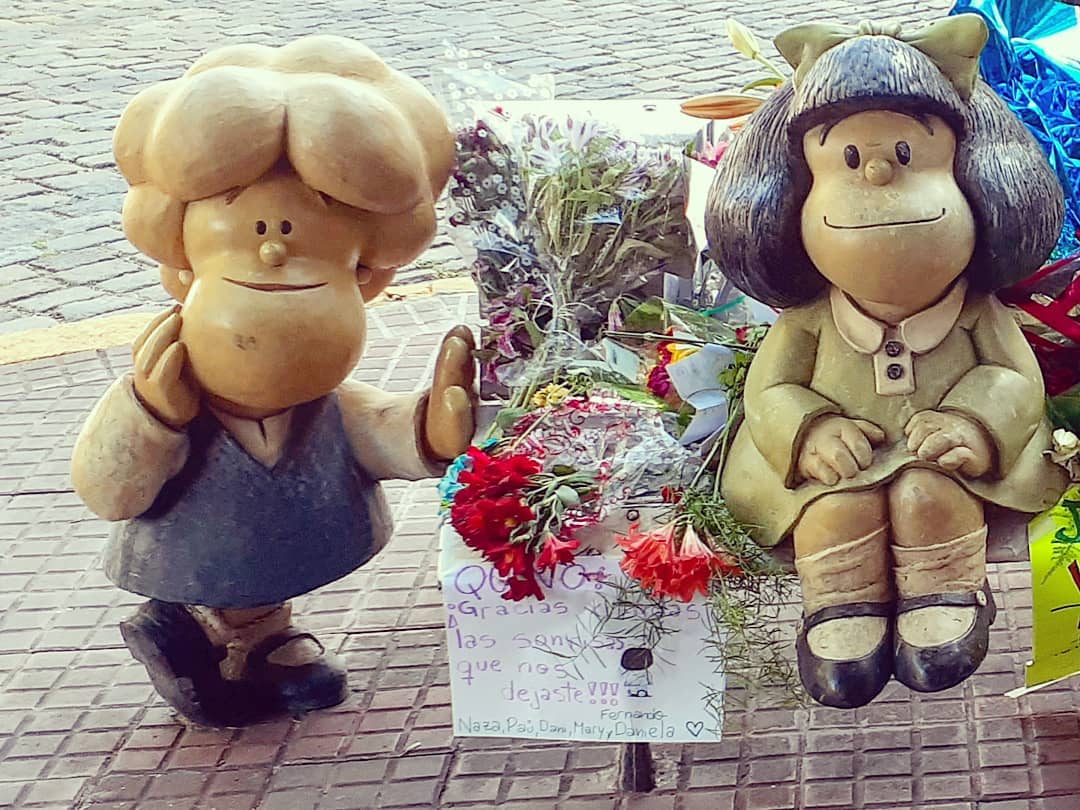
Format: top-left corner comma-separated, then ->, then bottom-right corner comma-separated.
1046,498 -> 1080,580
1047,386 -> 1080,433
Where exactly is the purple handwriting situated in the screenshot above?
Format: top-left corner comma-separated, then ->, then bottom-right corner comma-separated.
445,600 -> 569,622
500,678 -> 621,711
452,562 -> 611,599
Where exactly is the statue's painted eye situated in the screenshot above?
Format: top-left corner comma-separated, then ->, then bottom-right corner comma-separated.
895,141 -> 911,165
844,144 -> 860,169
280,220 -> 293,235
255,220 -> 267,235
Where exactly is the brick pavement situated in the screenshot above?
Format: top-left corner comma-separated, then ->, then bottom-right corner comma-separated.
1,0 -> 952,329
0,292 -> 1078,809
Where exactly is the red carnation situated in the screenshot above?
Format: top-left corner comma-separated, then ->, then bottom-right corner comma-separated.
451,494 -> 535,550
504,572 -> 545,601
536,533 -> 581,574
616,522 -> 739,602
483,540 -> 532,578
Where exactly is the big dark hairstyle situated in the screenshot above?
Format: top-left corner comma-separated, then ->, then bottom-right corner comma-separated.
704,35 -> 1065,309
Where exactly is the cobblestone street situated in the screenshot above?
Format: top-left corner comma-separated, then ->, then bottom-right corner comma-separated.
1,0 -> 949,330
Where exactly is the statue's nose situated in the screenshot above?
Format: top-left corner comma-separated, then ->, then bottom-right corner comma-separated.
864,158 -> 895,186
259,240 -> 288,267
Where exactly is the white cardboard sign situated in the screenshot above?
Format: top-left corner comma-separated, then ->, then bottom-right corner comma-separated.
441,525 -> 724,742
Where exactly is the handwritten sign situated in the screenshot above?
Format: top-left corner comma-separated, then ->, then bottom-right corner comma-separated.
440,524 -> 724,742
1026,485 -> 1080,689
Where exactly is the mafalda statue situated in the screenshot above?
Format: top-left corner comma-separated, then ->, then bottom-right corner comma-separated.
707,15 -> 1068,708
71,37 -> 473,725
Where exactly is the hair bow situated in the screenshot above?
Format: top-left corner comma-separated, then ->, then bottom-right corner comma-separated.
774,14 -> 989,101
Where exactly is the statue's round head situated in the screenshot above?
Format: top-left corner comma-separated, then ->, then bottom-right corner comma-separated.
113,36 -> 454,413
704,19 -> 1064,310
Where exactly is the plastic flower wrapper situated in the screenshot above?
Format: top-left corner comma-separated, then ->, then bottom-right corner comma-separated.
684,121 -> 778,322
998,252 -> 1080,396
951,0 -> 1079,259
439,56 -> 696,389
433,42 -> 556,130
516,113 -> 693,339
595,296 -> 771,449
505,395 -> 700,540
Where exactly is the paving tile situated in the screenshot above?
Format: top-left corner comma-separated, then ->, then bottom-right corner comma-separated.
260,791 -> 319,810
507,773 -> 561,800
21,776 -> 87,805
802,780 -> 855,808
679,793 -> 735,810
441,774 -> 501,804
454,751 -> 510,775
142,770 -> 211,799
1033,761 -> 1080,795
206,769 -> 267,796
862,776 -> 913,806
329,758 -> 392,787
923,773 -> 975,802
739,785 -> 798,810
980,767 -> 1034,798
376,777 -> 441,807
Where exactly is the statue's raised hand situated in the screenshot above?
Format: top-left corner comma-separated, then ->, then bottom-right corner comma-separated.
424,325 -> 477,460
132,306 -> 200,429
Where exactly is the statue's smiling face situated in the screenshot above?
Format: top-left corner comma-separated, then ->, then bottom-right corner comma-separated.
179,170 -> 368,413
801,110 -> 976,310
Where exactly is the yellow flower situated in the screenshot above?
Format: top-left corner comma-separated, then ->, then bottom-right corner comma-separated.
532,383 -> 571,408
726,18 -> 761,60
667,344 -> 699,364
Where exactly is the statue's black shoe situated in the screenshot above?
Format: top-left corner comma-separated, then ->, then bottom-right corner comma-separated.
120,600 -> 265,726
894,582 -> 997,693
796,601 -> 894,709
245,630 -> 348,716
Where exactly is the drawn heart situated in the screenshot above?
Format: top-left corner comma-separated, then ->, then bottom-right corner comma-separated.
685,721 -> 704,738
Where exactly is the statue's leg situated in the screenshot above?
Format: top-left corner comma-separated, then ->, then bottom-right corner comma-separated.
191,602 -> 348,716
888,468 -> 994,692
793,488 -> 893,708
119,599 -> 251,726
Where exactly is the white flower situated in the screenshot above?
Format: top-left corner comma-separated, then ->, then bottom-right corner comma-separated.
1051,429 -> 1080,461
726,19 -> 761,59
1048,429 -> 1080,481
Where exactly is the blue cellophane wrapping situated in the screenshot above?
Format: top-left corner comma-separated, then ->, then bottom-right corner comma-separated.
951,0 -> 1080,258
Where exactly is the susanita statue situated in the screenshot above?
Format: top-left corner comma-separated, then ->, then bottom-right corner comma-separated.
71,37 -> 476,725
707,15 -> 1069,707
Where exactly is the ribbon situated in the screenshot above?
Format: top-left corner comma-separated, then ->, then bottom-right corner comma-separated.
774,14 -> 990,100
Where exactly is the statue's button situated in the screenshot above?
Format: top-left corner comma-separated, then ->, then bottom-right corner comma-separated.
886,363 -> 905,380
885,340 -> 904,357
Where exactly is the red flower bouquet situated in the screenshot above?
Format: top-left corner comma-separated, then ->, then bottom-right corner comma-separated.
448,443 -> 599,600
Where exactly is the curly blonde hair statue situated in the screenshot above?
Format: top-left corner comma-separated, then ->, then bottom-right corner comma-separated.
114,35 -> 454,301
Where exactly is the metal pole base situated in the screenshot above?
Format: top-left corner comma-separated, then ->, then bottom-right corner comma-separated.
620,741 -> 655,792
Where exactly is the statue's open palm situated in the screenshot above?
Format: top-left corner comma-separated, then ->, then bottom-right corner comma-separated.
424,325 -> 477,460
